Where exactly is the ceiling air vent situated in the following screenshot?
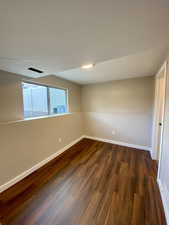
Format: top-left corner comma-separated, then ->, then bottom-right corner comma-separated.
28,67 -> 43,73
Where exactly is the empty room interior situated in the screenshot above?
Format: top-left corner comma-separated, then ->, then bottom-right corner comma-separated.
1,1 -> 169,225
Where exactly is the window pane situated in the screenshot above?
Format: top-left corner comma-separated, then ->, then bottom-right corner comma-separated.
49,88 -> 67,114
22,83 -> 48,118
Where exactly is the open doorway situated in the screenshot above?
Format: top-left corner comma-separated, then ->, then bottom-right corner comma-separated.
152,62 -> 167,165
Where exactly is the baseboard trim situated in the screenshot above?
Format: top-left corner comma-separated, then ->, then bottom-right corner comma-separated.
158,179 -> 169,225
0,136 -> 84,193
84,135 -> 151,151
0,135 -> 151,193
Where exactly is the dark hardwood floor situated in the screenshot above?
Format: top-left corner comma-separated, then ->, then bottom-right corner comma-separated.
0,139 -> 166,225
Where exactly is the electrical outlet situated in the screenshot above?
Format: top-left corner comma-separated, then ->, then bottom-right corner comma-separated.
112,130 -> 116,135
58,138 -> 62,143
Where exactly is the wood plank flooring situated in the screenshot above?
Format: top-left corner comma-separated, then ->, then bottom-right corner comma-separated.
0,139 -> 166,225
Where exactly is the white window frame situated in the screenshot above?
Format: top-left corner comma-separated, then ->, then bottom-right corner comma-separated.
22,81 -> 69,119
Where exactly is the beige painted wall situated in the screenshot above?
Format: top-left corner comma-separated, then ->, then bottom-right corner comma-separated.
82,76 -> 154,147
0,113 -> 83,186
0,70 -> 82,122
0,71 -> 83,186
0,71 -> 24,122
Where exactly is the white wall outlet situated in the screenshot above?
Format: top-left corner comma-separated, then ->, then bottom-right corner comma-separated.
112,130 -> 116,135
58,138 -> 62,143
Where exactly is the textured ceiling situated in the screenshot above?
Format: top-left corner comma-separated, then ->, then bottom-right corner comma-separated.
0,0 -> 169,82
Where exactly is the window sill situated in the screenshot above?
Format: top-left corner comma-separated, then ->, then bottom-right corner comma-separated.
0,113 -> 72,125
24,113 -> 72,121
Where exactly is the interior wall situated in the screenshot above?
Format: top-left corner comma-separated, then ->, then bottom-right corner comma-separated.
0,71 -> 83,187
82,76 -> 154,147
0,70 -> 82,122
0,70 -> 24,122
0,113 -> 83,186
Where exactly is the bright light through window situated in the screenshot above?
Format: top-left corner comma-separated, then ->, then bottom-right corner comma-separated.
22,82 -> 68,118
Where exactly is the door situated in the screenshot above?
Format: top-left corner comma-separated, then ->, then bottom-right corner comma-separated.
156,71 -> 166,161
152,62 -> 167,162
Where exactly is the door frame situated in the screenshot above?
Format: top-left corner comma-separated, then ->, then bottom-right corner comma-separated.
151,61 -> 167,169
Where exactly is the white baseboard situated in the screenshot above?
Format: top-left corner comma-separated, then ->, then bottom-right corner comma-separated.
0,135 -> 151,193
84,135 -> 151,151
0,136 -> 84,193
158,179 -> 169,225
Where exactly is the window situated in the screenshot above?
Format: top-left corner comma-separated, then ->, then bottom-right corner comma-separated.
22,82 -> 68,118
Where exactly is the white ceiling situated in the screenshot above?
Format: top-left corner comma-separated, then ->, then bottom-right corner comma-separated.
57,46 -> 168,84
0,0 -> 169,83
